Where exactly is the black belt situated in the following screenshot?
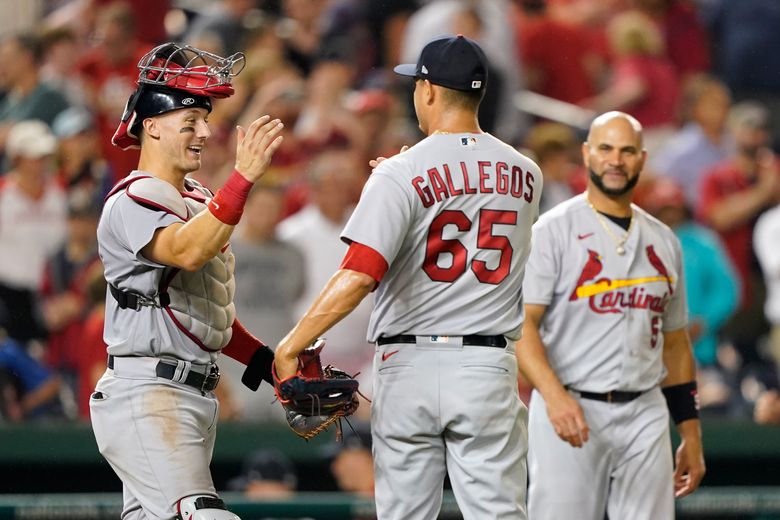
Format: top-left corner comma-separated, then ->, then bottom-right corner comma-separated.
568,387 -> 645,403
376,334 -> 506,348
108,355 -> 220,393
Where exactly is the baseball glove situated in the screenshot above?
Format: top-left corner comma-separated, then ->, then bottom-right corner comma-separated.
272,339 -> 360,440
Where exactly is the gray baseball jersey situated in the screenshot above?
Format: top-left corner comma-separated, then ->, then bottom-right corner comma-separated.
523,193 -> 688,392
344,132 -> 541,520
342,133 -> 542,341
522,193 -> 688,520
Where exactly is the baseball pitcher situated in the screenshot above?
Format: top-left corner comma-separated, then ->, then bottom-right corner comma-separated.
273,35 -> 542,520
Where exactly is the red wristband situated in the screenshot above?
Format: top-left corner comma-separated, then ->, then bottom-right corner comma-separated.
207,170 -> 253,225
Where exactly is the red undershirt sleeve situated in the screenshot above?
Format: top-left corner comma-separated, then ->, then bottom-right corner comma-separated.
339,241 -> 389,288
222,318 -> 265,365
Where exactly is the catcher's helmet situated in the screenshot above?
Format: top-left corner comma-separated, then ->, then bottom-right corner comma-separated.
112,42 -> 245,150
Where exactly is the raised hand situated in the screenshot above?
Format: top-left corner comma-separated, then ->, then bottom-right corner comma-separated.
234,115 -> 284,183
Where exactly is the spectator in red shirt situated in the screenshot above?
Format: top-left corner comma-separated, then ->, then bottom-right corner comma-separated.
75,2 -> 151,182
516,0 -> 604,104
583,10 -> 680,152
696,101 -> 780,375
631,0 -> 711,80
697,101 -> 780,309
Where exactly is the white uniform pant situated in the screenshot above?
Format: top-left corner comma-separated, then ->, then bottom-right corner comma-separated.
527,387 -> 674,520
371,338 -> 528,520
90,364 -> 220,520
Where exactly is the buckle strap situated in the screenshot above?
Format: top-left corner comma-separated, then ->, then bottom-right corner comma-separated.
376,334 -> 506,348
108,355 -> 219,393
568,387 -> 645,403
109,284 -> 170,310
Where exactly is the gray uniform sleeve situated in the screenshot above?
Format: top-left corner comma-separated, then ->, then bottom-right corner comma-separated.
109,195 -> 184,268
522,219 -> 561,305
341,163 -> 414,265
662,234 -> 688,332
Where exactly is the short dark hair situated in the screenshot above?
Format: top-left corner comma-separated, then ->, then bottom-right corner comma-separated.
10,32 -> 44,65
439,85 -> 484,112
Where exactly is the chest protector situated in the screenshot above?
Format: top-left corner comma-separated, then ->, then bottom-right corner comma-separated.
124,175 -> 235,351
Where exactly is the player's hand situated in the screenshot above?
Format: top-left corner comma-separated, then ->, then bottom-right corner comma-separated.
234,115 -> 284,183
545,388 -> 590,448
369,145 -> 409,169
673,421 -> 706,497
273,342 -> 299,380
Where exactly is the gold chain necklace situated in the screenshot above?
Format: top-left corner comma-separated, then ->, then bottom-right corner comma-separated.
586,199 -> 633,255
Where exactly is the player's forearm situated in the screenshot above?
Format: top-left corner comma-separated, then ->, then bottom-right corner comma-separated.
164,211 -> 235,270
661,328 -> 697,387
676,417 -> 703,441
706,188 -> 772,231
275,269 -> 375,378
516,311 -> 567,399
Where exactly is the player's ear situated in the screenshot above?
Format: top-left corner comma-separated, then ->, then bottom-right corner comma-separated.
142,117 -> 161,140
581,142 -> 591,167
423,80 -> 436,105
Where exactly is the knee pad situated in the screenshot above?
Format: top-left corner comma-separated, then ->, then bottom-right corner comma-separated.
177,495 -> 240,520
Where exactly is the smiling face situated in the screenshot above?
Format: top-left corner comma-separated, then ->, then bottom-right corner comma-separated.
583,114 -> 646,198
147,108 -> 211,174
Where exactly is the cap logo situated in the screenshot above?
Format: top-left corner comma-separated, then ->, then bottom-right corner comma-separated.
421,65 -> 429,74
182,97 -> 195,105
471,80 -> 482,89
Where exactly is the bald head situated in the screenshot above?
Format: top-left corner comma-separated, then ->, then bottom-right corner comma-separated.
583,111 -> 647,198
586,111 -> 644,147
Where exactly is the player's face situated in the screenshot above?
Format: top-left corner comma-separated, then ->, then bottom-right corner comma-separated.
583,119 -> 646,197
155,108 -> 211,174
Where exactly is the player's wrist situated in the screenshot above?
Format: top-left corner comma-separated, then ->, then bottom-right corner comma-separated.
207,169 -> 253,225
663,381 -> 700,424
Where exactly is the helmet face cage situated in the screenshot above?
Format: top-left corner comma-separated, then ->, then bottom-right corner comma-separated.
137,42 -> 246,97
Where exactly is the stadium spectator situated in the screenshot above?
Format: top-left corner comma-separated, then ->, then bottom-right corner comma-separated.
227,449 -> 299,499
643,178 -> 739,408
516,0 -> 603,105
650,74 -> 733,207
75,1 -> 151,181
327,422 -> 374,497
0,120 -> 66,343
40,190 -> 102,398
0,32 -> 70,154
630,0 -> 711,80
51,107 -> 113,206
277,149 -> 373,376
184,0 -> 263,57
523,122 -> 582,213
583,9 -> 679,152
223,184 -> 304,422
38,27 -> 89,108
697,101 -> 780,394
0,336 -> 63,422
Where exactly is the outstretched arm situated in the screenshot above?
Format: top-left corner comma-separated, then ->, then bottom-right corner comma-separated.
517,303 -> 590,448
274,269 -> 376,379
662,327 -> 706,497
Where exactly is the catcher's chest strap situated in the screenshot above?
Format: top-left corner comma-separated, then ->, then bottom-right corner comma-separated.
109,284 -> 170,310
377,334 -> 506,348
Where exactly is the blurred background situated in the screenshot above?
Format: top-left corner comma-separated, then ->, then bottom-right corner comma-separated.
0,0 -> 779,518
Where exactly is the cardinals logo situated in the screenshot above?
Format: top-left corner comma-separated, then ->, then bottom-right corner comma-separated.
569,246 -> 674,314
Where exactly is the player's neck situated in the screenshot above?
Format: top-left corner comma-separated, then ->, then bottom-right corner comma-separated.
585,188 -> 632,217
138,151 -> 187,191
426,111 -> 482,136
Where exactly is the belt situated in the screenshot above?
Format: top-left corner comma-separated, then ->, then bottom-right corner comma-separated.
376,334 -> 506,348
108,355 -> 220,393
567,387 -> 645,403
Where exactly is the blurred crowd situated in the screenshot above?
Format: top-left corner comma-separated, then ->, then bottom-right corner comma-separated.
0,0 -> 779,436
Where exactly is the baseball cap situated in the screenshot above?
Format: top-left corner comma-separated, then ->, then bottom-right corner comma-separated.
6,120 -> 57,159
394,34 -> 488,92
52,107 -> 95,139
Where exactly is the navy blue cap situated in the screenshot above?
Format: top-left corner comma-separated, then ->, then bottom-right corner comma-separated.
394,35 -> 488,92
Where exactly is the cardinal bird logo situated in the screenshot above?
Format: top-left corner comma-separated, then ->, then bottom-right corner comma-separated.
646,245 -> 673,295
569,249 -> 603,300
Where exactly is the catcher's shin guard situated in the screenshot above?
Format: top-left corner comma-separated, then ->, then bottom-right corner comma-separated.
177,495 -> 240,520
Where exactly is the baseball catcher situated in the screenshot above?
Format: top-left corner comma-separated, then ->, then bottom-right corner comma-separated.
272,339 -> 360,440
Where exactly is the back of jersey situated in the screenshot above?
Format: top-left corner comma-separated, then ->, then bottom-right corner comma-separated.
341,133 -> 542,341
